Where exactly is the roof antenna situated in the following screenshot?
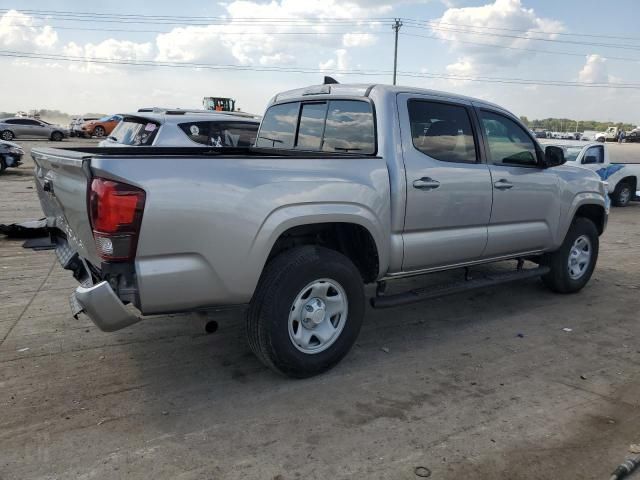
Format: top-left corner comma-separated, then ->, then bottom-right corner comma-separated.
324,76 -> 339,85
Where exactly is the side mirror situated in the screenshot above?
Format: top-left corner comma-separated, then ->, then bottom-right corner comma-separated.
544,146 -> 565,168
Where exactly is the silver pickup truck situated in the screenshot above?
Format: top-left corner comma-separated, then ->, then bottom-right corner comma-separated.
32,83 -> 609,378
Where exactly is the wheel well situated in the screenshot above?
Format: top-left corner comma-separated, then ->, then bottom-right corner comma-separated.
268,223 -> 379,283
617,176 -> 637,191
574,204 -> 605,235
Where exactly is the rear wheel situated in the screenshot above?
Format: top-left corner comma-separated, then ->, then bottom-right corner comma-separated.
247,246 -> 365,378
93,126 -> 105,137
1,130 -> 14,141
612,182 -> 633,207
541,217 -> 599,293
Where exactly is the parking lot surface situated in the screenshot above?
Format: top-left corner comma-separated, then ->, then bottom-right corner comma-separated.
1,140 -> 640,479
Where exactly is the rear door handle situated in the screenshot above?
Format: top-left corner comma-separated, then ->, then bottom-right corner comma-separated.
493,179 -> 513,190
413,177 -> 440,190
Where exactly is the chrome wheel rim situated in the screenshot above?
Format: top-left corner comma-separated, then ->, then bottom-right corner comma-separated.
568,235 -> 592,280
619,187 -> 631,204
288,278 -> 348,354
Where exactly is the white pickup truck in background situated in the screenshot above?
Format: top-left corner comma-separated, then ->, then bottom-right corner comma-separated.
542,140 -> 640,206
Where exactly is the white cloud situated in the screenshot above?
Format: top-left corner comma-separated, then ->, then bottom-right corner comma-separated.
578,54 -> 609,84
434,0 -> 564,76
319,49 -> 350,71
342,32 -> 376,47
0,9 -> 58,50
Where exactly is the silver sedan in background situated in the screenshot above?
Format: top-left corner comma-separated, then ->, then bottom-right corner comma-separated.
0,117 -> 69,141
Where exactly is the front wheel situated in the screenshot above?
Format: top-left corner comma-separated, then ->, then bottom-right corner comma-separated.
247,246 -> 365,378
1,130 -> 14,141
541,217 -> 599,293
611,182 -> 633,207
51,131 -> 63,142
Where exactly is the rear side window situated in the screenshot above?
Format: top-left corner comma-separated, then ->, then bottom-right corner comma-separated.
110,118 -> 160,146
256,103 -> 299,148
408,100 -> 477,163
178,121 -> 259,147
257,100 -> 376,154
322,101 -> 375,153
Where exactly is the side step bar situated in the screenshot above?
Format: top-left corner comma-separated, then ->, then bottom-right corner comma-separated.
371,266 -> 550,309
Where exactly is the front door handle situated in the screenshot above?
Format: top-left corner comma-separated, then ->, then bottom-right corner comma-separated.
413,177 -> 440,190
493,179 -> 513,190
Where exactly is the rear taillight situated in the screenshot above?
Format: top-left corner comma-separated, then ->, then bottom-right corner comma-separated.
89,178 -> 145,261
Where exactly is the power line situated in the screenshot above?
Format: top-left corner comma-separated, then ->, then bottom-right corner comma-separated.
3,9 -> 640,43
2,49 -> 639,89
401,32 -> 640,63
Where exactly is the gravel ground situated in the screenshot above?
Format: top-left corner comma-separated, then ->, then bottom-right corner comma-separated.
1,139 -> 640,480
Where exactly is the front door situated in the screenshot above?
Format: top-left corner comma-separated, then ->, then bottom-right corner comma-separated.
477,108 -> 561,257
398,94 -> 493,271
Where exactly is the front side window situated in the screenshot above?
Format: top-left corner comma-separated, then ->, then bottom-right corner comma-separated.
583,146 -> 604,164
255,102 -> 299,148
480,110 -> 538,167
408,100 -> 477,163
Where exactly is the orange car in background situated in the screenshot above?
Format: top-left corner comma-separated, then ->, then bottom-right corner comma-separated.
80,114 -> 122,138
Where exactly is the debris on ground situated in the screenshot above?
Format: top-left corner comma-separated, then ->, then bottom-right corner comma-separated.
580,375 -> 587,380
414,466 -> 431,478
516,333 -> 525,338
630,444 -> 640,454
381,347 -> 390,353
609,455 -> 640,480
0,219 -> 49,238
562,327 -> 573,332
17,347 -> 29,353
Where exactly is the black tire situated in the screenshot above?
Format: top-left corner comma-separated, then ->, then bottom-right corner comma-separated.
611,182 -> 633,207
0,157 -> 6,174
541,217 -> 599,294
93,126 -> 105,137
1,130 -> 14,141
50,131 -> 63,142
247,246 -> 365,378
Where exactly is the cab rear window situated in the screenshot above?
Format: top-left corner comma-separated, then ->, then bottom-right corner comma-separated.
178,121 -> 259,147
256,99 -> 375,154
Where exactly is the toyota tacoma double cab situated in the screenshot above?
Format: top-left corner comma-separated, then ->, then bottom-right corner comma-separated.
32,82 -> 609,378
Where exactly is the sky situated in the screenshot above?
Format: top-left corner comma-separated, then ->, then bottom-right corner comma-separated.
0,0 -> 639,124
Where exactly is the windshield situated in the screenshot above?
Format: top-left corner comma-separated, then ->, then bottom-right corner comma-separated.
108,118 -> 159,146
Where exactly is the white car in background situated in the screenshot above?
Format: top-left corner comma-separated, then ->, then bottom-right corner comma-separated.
71,116 -> 100,137
98,109 -> 261,147
542,140 -> 640,206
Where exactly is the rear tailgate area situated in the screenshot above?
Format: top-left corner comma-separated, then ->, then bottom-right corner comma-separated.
31,147 -> 101,267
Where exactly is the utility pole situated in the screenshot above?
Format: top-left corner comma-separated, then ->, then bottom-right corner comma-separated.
392,18 -> 403,86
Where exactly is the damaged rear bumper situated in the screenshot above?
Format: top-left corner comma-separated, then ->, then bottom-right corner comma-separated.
71,281 -> 141,332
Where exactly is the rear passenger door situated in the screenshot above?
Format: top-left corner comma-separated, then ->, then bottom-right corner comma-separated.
477,108 -> 561,257
398,94 -> 493,271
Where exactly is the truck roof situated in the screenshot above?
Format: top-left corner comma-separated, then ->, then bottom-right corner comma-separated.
271,83 -> 505,111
